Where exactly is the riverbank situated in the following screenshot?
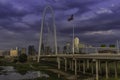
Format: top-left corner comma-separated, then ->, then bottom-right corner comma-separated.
0,58 -> 64,80
0,58 -> 120,80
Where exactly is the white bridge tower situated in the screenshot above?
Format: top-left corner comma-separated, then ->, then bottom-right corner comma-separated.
37,5 -> 57,62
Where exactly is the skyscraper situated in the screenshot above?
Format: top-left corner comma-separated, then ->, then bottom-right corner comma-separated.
28,45 -> 36,55
74,37 -> 79,53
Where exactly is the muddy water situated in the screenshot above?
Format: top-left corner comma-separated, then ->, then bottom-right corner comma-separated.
0,66 -> 49,80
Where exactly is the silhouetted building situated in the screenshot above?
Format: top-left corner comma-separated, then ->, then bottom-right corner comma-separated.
0,50 -> 4,56
44,46 -> 52,55
28,45 -> 36,55
63,42 -> 71,54
41,43 -> 44,54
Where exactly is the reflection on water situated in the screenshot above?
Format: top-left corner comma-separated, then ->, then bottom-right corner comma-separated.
0,66 -> 49,80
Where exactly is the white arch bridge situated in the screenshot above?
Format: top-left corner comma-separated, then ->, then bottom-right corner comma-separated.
37,6 -> 120,80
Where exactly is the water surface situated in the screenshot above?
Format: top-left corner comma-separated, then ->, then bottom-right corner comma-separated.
0,66 -> 49,80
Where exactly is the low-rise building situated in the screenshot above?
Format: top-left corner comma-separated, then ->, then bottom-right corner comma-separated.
0,50 -> 10,57
21,48 -> 26,54
0,50 -> 4,56
10,47 -> 18,57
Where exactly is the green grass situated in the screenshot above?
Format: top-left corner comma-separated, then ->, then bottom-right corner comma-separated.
101,78 -> 119,80
2,58 -> 120,80
0,58 -> 64,80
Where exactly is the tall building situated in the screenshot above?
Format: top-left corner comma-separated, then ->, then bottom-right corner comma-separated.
0,50 -> 10,57
21,48 -> 26,54
28,45 -> 36,55
66,42 -> 71,54
74,37 -> 79,53
10,47 -> 18,57
79,43 -> 85,48
74,37 -> 79,48
0,50 -> 4,56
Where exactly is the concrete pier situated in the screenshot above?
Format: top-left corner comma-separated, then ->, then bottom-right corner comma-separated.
39,53 -> 120,80
91,61 -> 94,74
72,60 -> 74,71
83,60 -> 86,74
87,60 -> 90,69
57,57 -> 60,69
75,59 -> 77,76
96,60 -> 99,80
105,61 -> 108,79
65,58 -> 67,71
114,61 -> 118,78
69,60 -> 72,69
79,60 -> 81,71
98,60 -> 101,74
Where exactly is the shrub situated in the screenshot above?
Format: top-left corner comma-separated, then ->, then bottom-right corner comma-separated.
18,54 -> 27,63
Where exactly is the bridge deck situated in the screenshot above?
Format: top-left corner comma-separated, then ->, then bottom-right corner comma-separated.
40,53 -> 120,60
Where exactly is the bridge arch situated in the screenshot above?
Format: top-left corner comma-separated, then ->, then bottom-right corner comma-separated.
37,5 -> 58,62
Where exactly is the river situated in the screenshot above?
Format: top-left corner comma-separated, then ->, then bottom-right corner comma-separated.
0,66 -> 49,80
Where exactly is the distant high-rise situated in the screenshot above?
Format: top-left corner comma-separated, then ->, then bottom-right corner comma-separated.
28,45 -> 36,55
10,47 -> 18,57
74,37 -> 79,48
21,48 -> 26,54
66,42 -> 71,54
74,37 -> 81,53
0,50 -> 4,56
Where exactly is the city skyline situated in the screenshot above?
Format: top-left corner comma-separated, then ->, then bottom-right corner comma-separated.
0,0 -> 120,49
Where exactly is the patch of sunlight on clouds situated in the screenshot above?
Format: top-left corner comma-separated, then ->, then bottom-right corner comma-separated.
84,30 -> 115,35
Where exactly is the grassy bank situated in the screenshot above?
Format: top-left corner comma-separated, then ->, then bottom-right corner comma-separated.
1,58 -> 120,80
0,58 -> 64,80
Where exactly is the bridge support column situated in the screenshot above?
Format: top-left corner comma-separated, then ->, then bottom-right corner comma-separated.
87,59 -> 89,69
75,59 -> 77,76
98,60 -> 101,74
114,61 -> 118,79
83,60 -> 86,74
69,60 -> 72,69
57,57 -> 60,69
96,60 -> 99,80
65,58 -> 67,71
79,60 -> 81,71
72,60 -> 74,71
105,61 -> 109,79
91,61 -> 94,74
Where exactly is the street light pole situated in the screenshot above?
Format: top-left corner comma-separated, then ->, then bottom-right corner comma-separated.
67,14 -> 74,54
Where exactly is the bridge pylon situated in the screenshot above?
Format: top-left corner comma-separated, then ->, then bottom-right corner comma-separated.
37,5 -> 58,62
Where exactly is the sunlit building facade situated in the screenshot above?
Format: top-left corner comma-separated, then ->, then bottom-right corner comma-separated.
74,37 -> 80,53
10,47 -> 18,57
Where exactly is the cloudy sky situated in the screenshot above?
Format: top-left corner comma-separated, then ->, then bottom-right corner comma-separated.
0,0 -> 120,50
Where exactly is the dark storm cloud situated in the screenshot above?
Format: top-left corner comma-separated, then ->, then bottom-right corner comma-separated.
0,2 -> 29,18
60,3 -> 120,34
60,17 -> 120,34
0,0 -> 120,49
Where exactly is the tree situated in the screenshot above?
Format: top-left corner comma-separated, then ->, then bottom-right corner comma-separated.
101,44 -> 106,47
109,45 -> 115,47
41,43 -> 44,53
28,45 -> 36,55
18,54 -> 27,63
63,46 -> 67,54
44,46 -> 51,55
